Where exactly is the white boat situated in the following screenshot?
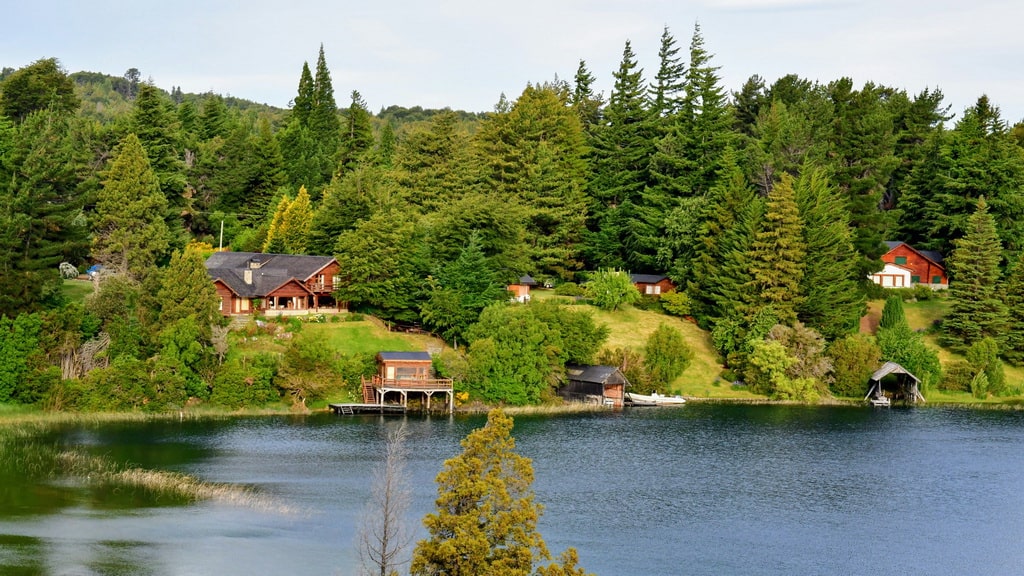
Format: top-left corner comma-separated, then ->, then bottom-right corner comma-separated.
625,392 -> 687,406
869,396 -> 891,407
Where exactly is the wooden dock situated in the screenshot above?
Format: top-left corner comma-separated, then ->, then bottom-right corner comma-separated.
329,403 -> 408,415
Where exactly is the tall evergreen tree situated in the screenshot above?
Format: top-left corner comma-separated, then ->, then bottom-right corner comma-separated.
1001,251 -> 1024,365
337,90 -> 374,176
586,40 -> 653,269
687,151 -> 761,326
794,166 -> 864,339
92,133 -> 171,281
648,26 -> 685,120
0,58 -> 80,121
825,79 -> 899,276
130,83 -> 187,232
571,60 -> 602,134
0,110 -> 89,315
393,110 -> 474,212
941,197 -> 1009,351
473,83 -> 589,277
743,173 -> 806,325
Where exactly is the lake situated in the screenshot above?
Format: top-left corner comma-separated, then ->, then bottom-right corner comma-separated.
2,404 -> 1023,575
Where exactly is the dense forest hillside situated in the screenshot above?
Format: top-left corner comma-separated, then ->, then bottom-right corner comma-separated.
3,25 -> 1024,411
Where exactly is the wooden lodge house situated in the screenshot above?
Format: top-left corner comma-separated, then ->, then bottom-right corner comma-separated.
560,365 -> 628,408
360,352 -> 454,412
204,251 -> 345,316
869,241 -> 948,290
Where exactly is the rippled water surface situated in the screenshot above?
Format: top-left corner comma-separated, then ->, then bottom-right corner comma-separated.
2,405 -> 1023,575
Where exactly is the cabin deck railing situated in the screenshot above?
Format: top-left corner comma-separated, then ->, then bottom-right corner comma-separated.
369,376 -> 454,390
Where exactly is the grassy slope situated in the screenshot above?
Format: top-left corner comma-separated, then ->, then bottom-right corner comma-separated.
227,317 -> 440,361
864,296 -> 1024,401
531,292 -> 754,399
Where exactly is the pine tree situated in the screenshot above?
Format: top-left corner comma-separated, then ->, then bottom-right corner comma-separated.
156,248 -> 222,340
92,133 -> 171,280
743,173 -> 806,325
1002,251 -> 1024,365
292,62 -> 314,127
648,26 -> 685,119
570,60 -> 602,134
130,83 -> 187,222
0,58 -> 80,121
262,194 -> 292,253
280,185 -> 313,254
941,197 -> 1009,351
0,110 -> 89,316
586,40 -> 653,270
825,79 -> 899,277
794,166 -> 864,339
420,232 -> 508,345
687,151 -> 762,326
879,295 -> 909,331
473,83 -> 589,277
337,90 -> 374,176
411,409 -> 551,576
394,110 -> 473,212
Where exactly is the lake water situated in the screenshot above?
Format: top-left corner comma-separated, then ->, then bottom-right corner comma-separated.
2,404 -> 1023,575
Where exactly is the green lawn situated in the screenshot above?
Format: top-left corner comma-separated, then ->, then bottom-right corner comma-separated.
228,317 -> 442,361
61,278 -> 93,303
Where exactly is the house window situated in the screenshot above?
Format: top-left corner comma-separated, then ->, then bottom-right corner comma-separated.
894,256 -> 907,265
911,275 -> 921,284
645,285 -> 655,295
932,275 -> 942,284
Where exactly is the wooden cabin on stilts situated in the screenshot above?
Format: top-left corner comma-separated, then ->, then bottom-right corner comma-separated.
332,351 -> 454,415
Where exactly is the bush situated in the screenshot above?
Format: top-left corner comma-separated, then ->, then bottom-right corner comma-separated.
828,333 -> 881,397
633,295 -> 663,312
286,317 -> 303,333
553,282 -> 584,297
210,354 -> 279,409
940,360 -> 974,392
59,262 -> 79,279
346,313 -> 365,322
659,290 -> 691,317
643,324 -> 692,392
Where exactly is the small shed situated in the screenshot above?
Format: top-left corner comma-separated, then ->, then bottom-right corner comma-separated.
508,275 -> 539,303
630,274 -> 675,296
376,351 -> 433,381
865,361 -> 925,405
561,365 -> 628,408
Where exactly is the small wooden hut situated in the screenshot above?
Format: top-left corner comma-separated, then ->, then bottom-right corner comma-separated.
360,352 -> 454,413
865,361 -> 925,405
560,365 -> 627,408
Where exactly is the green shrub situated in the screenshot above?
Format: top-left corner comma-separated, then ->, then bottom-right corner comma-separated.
940,360 -> 974,392
286,317 -> 303,333
643,324 -> 693,392
828,333 -> 881,397
659,290 -> 691,317
346,313 -> 365,322
210,354 -> 279,409
553,282 -> 584,297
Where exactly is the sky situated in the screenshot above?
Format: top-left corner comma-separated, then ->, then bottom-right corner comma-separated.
4,0 -> 1024,122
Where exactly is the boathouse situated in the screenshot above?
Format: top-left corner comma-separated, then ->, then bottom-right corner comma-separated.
560,365 -> 628,408
865,361 -> 925,405
357,352 -> 454,413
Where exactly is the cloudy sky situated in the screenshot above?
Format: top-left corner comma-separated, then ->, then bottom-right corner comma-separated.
4,0 -> 1023,122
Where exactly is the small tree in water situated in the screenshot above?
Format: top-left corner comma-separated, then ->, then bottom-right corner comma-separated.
358,424 -> 412,576
410,409 -> 592,576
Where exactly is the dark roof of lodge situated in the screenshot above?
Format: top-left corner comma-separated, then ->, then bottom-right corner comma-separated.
204,251 -> 336,297
377,351 -> 432,361
883,241 -> 945,267
630,273 -> 668,284
518,274 -> 538,286
565,364 -> 627,385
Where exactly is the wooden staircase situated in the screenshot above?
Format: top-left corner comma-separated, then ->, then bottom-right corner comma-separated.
361,378 -> 376,404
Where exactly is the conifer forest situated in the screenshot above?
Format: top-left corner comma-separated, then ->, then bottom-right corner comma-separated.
4,25 -> 1024,409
